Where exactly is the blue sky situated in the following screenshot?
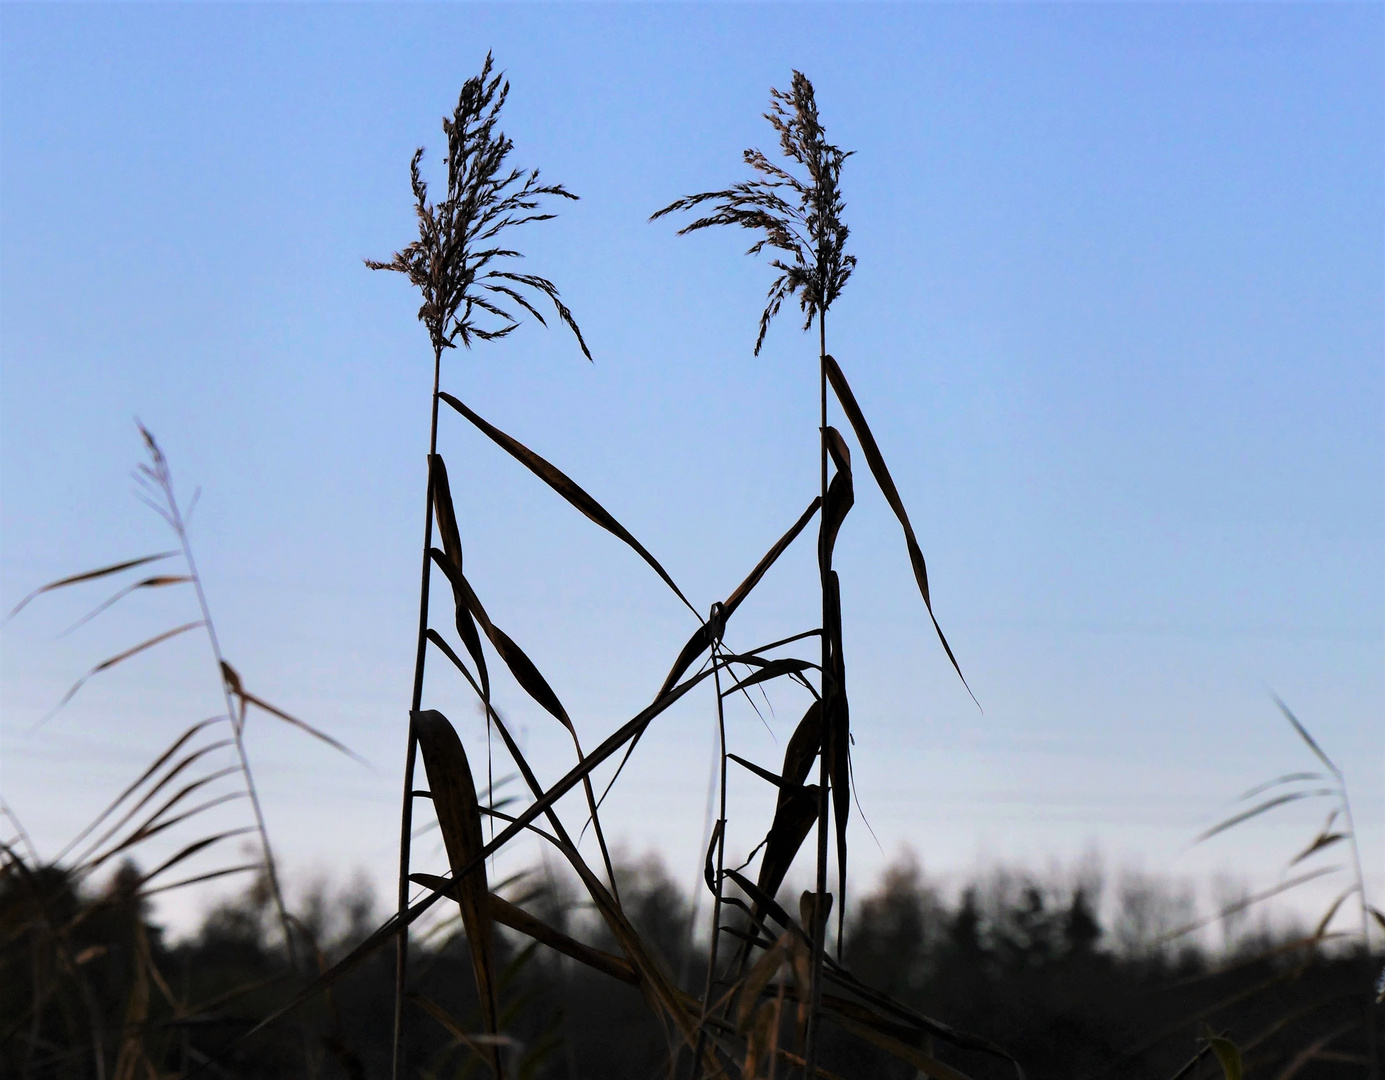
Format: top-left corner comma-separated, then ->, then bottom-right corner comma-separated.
1,3 -> 1380,935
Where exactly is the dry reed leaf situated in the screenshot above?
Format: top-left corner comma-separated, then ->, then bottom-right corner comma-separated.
738,932 -> 792,1030
1315,890 -> 1357,941
658,497 -> 821,700
430,557 -> 573,733
413,709 -> 502,1075
819,427 -> 853,575
470,706 -> 705,1049
727,754 -> 789,790
138,862 -> 259,899
6,552 -> 178,621
1236,772 -> 1325,802
756,787 -> 820,909
425,625 -> 620,912
220,660 -> 365,764
430,455 -> 491,701
720,658 -> 817,698
1288,830 -> 1347,867
86,791 -> 247,874
1272,694 -> 1342,777
775,1049 -> 848,1080
440,393 -> 692,613
781,702 -> 822,792
412,874 -> 637,986
823,570 -> 850,948
1157,867 -> 1342,946
824,354 -> 974,701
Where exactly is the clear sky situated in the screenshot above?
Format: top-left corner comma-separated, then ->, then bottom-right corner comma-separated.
2,3 -> 1381,936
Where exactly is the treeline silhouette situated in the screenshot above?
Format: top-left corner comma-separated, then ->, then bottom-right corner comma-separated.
4,851 -> 1374,1079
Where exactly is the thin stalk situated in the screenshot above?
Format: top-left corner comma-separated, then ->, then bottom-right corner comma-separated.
393,344 -> 444,1080
689,642 -> 731,1079
805,312 -> 829,1079
163,479 -> 298,977
168,480 -> 318,1078
1337,782 -> 1379,1078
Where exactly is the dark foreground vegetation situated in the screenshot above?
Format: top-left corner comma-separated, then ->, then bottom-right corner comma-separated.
3,850 -> 1377,1079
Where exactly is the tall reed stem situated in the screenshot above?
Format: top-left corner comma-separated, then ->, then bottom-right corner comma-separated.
152,437 -> 315,1075
689,641 -> 730,1079
147,443 -> 299,977
393,344 -> 443,1080
806,311 -> 829,1078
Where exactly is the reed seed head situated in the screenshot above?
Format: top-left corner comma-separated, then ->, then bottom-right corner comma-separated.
652,70 -> 856,355
368,52 -> 590,361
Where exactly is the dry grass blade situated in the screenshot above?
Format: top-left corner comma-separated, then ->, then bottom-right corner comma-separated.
59,574 -> 192,637
45,621 -> 205,720
54,717 -> 225,862
826,1012 -> 976,1080
1157,867 -> 1343,945
135,827 -> 256,892
1195,790 -> 1339,844
1288,829 -> 1347,867
73,752 -> 238,870
439,392 -> 693,614
408,992 -> 507,1069
824,354 -> 974,703
1272,694 -> 1341,777
138,862 -> 260,898
5,552 -> 178,620
413,709 -> 503,1076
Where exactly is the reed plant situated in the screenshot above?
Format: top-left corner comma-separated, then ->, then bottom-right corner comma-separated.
2,426 -> 360,1078
1161,700 -> 1382,1078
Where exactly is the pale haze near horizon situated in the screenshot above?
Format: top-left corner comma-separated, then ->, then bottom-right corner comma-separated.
1,4 -> 1380,938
